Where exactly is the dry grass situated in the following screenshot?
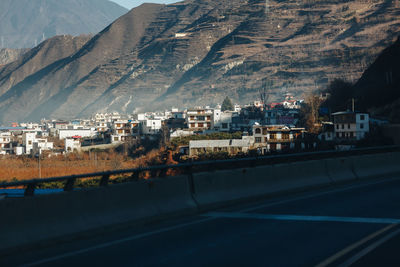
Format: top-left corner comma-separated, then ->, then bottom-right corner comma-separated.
0,148 -> 168,182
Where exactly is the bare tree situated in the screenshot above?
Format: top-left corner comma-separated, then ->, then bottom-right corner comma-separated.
259,78 -> 273,124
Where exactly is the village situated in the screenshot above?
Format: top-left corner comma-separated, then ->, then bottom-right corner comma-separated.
0,92 -> 397,161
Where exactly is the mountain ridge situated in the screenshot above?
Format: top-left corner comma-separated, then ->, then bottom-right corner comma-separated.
0,0 -> 399,123
0,0 -> 127,49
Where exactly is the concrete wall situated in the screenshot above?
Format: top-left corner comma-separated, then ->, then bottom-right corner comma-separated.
1,152 -> 400,254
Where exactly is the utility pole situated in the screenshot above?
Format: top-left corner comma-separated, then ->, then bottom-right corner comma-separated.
37,152 -> 41,178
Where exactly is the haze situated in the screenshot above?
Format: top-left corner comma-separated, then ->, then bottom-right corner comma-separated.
110,0 -> 177,9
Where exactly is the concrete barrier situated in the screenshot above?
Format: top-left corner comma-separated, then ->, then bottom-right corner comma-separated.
192,160 -> 332,209
0,175 -> 197,254
1,151 -> 400,255
325,157 -> 357,183
352,152 -> 400,179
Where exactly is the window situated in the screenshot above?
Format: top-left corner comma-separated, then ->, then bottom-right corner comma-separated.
28,140 -> 32,145
190,123 -> 195,128
348,124 -> 350,129
206,116 -> 211,121
342,124 -> 344,129
255,137 -> 262,143
264,137 -> 268,143
282,133 -> 290,140
222,123 -> 228,129
198,123 -> 204,128
360,115 -> 365,120
270,133 -> 277,140
255,128 -> 261,134
263,128 -> 268,135
336,124 -> 339,129
114,137 -> 119,141
360,123 -> 364,129
336,133 -> 340,138
350,132 -> 354,138
198,116 -> 205,121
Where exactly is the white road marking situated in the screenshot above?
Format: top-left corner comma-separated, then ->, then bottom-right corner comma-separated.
316,224 -> 397,267
338,228 -> 400,267
204,212 -> 400,224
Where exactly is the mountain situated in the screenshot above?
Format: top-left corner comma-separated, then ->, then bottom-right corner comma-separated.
353,36 -> 400,122
0,48 -> 28,65
0,35 -> 92,97
0,0 -> 399,123
0,0 -> 127,49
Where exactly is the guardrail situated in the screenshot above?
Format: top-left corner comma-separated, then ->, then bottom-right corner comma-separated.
1,145 -> 399,197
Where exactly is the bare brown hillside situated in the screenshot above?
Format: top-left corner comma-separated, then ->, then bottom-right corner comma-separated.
0,0 -> 399,123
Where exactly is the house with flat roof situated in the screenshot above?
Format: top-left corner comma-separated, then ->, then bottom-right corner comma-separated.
332,111 -> 369,141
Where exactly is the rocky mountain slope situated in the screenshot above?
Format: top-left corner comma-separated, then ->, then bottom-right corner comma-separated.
0,0 -> 127,48
0,0 -> 399,123
0,48 -> 28,65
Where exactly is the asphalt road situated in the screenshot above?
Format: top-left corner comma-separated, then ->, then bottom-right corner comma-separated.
3,176 -> 400,266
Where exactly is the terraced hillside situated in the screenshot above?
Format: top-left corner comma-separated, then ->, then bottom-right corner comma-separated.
0,0 -> 399,123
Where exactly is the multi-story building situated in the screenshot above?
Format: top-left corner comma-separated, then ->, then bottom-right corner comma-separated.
252,125 -> 306,154
141,119 -> 162,135
332,111 -> 369,141
65,137 -> 81,152
0,131 -> 12,155
22,132 -> 53,155
111,120 -> 139,143
186,108 -> 213,131
213,111 -> 235,132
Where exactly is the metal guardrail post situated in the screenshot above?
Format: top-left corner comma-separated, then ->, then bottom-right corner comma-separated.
64,178 -> 76,192
159,167 -> 168,178
131,172 -> 140,181
100,175 -> 110,187
24,183 -> 37,197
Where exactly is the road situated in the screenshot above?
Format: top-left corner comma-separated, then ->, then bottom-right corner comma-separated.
3,176 -> 400,266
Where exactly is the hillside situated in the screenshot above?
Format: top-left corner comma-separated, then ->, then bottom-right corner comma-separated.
0,0 -> 127,48
0,0 -> 399,123
353,36 -> 400,122
0,48 -> 28,66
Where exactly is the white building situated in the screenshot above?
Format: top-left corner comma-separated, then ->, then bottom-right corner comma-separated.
0,132 -> 12,155
22,132 -> 36,154
111,120 -> 140,143
332,111 -> 369,141
65,138 -> 81,152
252,125 -> 306,153
141,119 -> 162,135
186,108 -> 214,131
213,111 -> 234,132
23,132 -> 53,155
58,128 -> 97,139
189,137 -> 252,156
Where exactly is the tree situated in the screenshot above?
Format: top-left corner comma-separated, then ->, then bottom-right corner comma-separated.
299,93 -> 323,133
323,79 -> 354,112
221,96 -> 234,111
259,78 -> 272,124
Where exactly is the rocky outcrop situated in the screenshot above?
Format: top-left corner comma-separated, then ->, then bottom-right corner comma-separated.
0,48 -> 28,66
